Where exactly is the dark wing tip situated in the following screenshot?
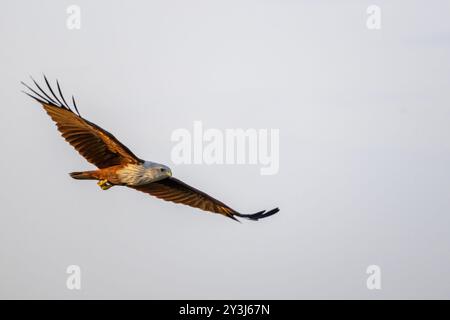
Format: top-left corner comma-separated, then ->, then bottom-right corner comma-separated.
22,75 -> 81,116
227,214 -> 242,223
233,207 -> 279,221
21,90 -> 47,105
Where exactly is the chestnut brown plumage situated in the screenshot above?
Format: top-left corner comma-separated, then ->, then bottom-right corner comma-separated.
22,76 -> 279,221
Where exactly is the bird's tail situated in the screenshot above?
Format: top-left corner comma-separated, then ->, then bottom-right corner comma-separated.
69,171 -> 97,180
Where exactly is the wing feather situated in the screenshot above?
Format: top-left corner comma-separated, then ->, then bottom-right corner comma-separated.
130,177 -> 279,221
22,77 -> 142,168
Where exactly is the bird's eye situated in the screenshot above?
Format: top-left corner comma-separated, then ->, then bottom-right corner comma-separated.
160,168 -> 165,172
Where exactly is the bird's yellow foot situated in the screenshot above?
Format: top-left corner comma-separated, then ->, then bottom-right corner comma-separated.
97,179 -> 112,190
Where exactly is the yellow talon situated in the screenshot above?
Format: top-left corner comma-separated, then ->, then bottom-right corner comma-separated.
97,179 -> 106,187
102,184 -> 112,190
97,179 -> 112,190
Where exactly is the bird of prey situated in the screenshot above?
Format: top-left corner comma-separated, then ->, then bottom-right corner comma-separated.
21,76 -> 279,221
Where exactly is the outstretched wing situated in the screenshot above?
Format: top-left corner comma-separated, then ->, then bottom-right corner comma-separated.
22,76 -> 142,168
130,177 -> 279,221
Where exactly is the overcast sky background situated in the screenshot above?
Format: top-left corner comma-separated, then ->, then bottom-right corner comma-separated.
1,0 -> 449,299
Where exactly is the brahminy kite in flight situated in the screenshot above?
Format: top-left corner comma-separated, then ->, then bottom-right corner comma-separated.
21,76 -> 279,221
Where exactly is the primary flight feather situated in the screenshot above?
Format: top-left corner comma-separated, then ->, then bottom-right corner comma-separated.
22,76 -> 279,221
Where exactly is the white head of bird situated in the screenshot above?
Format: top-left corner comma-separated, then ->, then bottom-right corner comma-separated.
117,161 -> 172,186
143,161 -> 172,180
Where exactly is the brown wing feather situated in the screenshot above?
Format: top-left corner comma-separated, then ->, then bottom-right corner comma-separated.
23,77 -> 142,168
130,177 -> 279,221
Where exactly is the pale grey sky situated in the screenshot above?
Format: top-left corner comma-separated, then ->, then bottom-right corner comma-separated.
0,0 -> 449,299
